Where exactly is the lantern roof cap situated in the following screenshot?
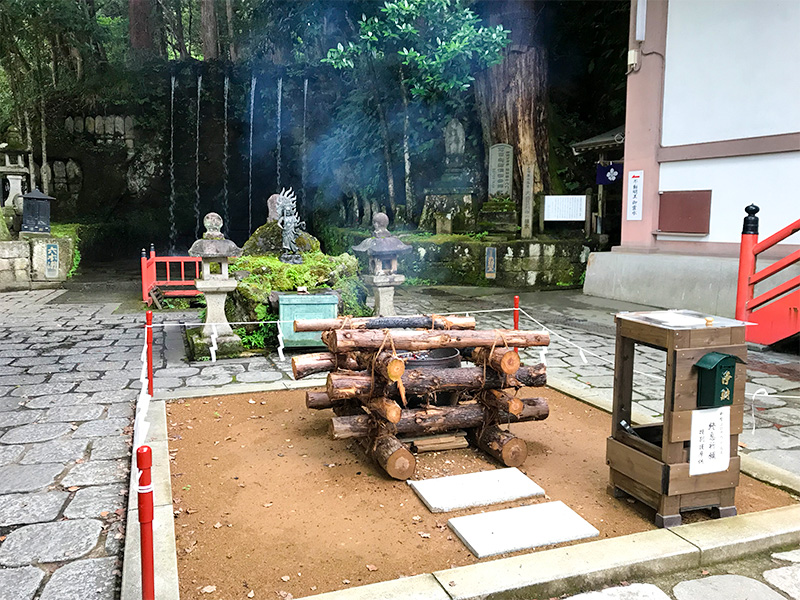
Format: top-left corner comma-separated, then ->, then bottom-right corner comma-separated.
22,189 -> 55,201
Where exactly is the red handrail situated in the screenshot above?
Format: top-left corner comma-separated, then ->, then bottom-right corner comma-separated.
140,244 -> 203,305
736,205 -> 800,343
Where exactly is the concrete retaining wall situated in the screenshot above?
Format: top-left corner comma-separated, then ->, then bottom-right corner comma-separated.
583,251 -> 800,318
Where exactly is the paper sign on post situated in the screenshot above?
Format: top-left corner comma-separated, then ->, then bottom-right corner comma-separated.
689,406 -> 731,476
626,170 -> 644,221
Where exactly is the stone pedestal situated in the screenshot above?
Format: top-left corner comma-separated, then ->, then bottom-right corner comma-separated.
364,273 -> 405,317
4,175 -> 25,209
420,191 -> 477,233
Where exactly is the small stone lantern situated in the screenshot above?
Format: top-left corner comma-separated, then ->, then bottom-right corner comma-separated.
352,213 -> 411,316
20,189 -> 54,236
188,213 -> 244,357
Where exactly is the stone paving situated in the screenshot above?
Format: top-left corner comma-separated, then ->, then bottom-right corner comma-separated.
0,285 -> 798,599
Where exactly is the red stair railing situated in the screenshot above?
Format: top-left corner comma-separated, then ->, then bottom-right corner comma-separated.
736,205 -> 800,345
140,244 -> 202,305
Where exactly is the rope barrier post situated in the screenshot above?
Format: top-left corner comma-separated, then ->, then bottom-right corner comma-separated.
513,296 -> 520,353
146,311 -> 154,397
137,445 -> 155,600
735,204 -> 759,322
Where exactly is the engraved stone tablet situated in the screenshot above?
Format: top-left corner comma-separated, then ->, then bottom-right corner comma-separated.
488,144 -> 513,197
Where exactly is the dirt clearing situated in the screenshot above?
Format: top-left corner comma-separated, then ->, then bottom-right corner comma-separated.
167,387 -> 795,599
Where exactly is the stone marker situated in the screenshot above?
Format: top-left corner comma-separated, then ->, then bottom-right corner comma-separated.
521,164 -> 535,239
488,143 -> 513,197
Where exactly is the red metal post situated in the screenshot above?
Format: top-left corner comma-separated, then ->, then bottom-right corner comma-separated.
137,446 -> 155,600
513,295 -> 520,353
735,205 -> 759,322
146,311 -> 154,397
140,249 -> 149,303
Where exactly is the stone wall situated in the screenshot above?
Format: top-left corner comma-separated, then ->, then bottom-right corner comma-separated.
64,115 -> 135,149
0,237 -> 75,291
400,239 -> 591,289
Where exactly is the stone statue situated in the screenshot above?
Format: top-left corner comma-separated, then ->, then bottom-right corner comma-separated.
276,188 -> 305,264
444,118 -> 465,169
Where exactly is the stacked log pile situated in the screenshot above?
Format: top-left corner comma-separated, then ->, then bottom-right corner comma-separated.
291,314 -> 550,480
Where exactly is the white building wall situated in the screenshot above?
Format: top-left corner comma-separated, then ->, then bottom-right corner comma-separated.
658,152 -> 800,244
662,0 -> 800,146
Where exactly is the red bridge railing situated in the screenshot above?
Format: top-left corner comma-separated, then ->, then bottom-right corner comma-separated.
140,244 -> 202,305
736,205 -> 800,345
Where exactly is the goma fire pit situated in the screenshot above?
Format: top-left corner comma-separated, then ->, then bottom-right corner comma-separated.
401,348 -> 462,405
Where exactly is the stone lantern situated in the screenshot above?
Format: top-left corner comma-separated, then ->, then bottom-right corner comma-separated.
20,189 -> 54,236
352,213 -> 411,316
188,213 -> 244,357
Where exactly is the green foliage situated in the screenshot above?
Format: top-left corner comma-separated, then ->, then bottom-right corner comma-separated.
234,304 -> 279,350
323,0 -> 509,101
50,223 -> 83,278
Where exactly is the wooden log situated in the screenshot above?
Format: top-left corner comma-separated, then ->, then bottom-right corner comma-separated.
329,396 -> 549,439
359,435 -> 416,480
295,315 -> 476,332
323,329 -> 550,353
470,425 -> 528,467
306,391 -> 333,410
478,389 -> 524,416
350,351 -> 406,382
292,352 -> 359,380
365,397 -> 402,424
470,347 -> 520,375
327,364 -> 547,401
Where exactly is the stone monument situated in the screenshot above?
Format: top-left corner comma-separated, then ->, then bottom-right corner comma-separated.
352,213 -> 411,316
188,213 -> 244,358
479,143 -> 517,236
420,118 -> 478,233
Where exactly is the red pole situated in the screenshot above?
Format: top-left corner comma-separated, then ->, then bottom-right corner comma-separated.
736,205 -> 759,322
146,311 -> 154,397
140,249 -> 149,303
513,295 -> 520,354
137,446 -> 155,600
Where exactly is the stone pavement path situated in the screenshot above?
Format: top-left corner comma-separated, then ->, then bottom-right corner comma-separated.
561,547 -> 800,599
0,289 -> 143,600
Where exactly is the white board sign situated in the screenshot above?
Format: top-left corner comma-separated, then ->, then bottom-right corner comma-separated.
544,195 -> 586,221
627,170 -> 644,221
689,406 -> 730,476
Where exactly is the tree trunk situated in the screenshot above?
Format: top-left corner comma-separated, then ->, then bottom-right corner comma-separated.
200,0 -> 219,59
224,0 -> 237,61
399,72 -> 415,220
470,347 -> 521,374
39,96 -> 49,195
361,435 -> 415,480
329,396 -> 549,439
23,109 -> 35,191
376,100 -> 397,218
294,315 -> 475,332
172,0 -> 189,59
323,328 -> 549,353
327,364 -> 547,401
129,0 -> 155,51
469,425 -> 528,467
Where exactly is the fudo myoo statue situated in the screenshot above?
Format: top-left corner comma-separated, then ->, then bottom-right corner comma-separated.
275,188 -> 305,264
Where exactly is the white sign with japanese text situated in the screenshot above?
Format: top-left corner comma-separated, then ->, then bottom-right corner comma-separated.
544,195 -> 586,221
626,170 -> 644,221
689,406 -> 731,476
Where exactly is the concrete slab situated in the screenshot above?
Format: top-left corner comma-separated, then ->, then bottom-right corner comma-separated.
747,449 -> 800,476
303,574 -> 450,600
738,428 -> 800,451
447,501 -> 599,558
408,468 -> 544,513
566,583 -> 671,599
432,528 -> 699,600
740,453 -> 800,495
774,549 -> 800,563
669,505 -> 800,564
763,564 -> 800,600
673,574 -> 786,600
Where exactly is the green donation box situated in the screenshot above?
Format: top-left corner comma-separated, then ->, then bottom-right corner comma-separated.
278,292 -> 338,348
695,352 -> 745,408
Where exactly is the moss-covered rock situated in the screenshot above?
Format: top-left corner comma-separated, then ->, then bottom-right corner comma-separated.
241,221 -> 321,255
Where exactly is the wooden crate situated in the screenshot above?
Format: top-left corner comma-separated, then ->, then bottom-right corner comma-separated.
607,310 -> 746,527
